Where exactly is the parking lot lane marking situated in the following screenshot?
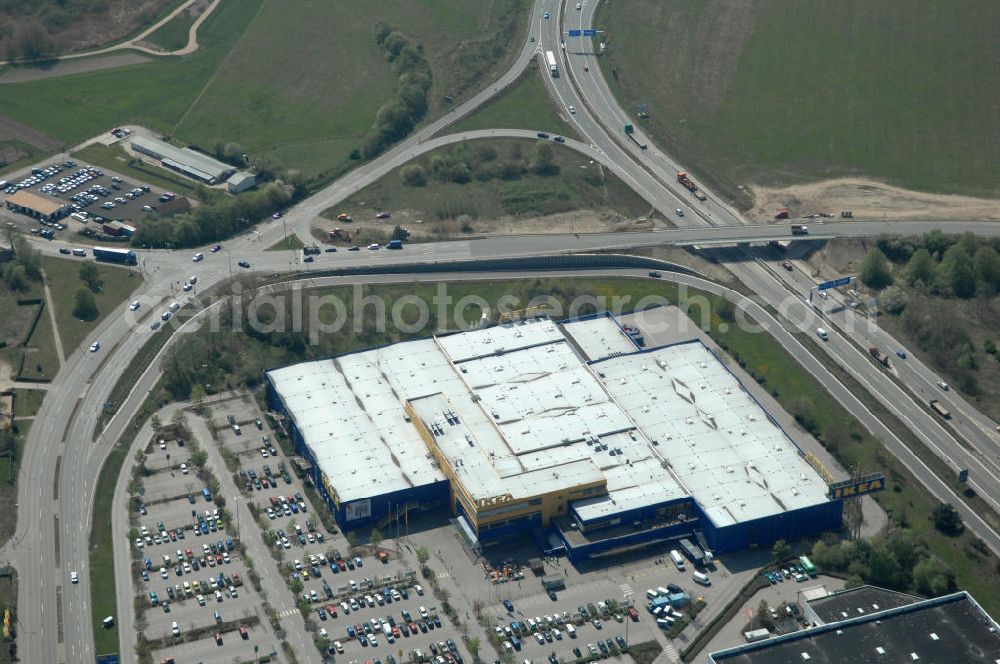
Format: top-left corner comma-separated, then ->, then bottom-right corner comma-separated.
661,641 -> 679,663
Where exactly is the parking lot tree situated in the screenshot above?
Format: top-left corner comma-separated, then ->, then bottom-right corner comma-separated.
150,414 -> 162,435
190,448 -> 208,468
466,636 -> 481,661
370,527 -> 384,549
291,578 -> 304,595
78,261 -> 102,292
416,547 -> 430,565
771,538 -> 791,562
71,288 -> 98,321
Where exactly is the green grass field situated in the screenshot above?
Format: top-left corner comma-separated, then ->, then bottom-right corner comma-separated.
11,389 -> 45,418
143,8 -> 196,51
450,65 -> 577,138
0,0 -> 529,191
596,0 -> 999,204
16,304 -> 59,381
0,0 -> 261,147
0,281 -> 44,348
42,256 -> 142,356
325,138 -> 650,238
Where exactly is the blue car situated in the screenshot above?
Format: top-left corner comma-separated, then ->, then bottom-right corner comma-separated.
503,599 -> 514,611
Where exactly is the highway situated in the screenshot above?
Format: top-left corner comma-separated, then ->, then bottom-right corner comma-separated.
3,0 -> 999,661
546,0 -> 1000,515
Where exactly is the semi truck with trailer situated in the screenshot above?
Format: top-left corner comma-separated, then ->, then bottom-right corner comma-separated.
679,538 -> 713,566
546,51 -> 559,77
676,172 -> 707,201
93,246 -> 138,265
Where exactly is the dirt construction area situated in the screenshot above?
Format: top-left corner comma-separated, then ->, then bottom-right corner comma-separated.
748,178 -> 1000,222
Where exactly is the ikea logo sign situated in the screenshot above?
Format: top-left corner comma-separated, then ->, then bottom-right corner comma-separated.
829,474 -> 886,500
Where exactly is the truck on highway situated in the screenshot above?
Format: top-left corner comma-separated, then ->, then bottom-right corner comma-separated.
546,50 -> 559,77
791,224 -> 809,235
868,346 -> 891,368
93,246 -> 138,265
624,124 -> 647,150
930,400 -> 951,419
676,172 -> 707,201
303,243 -> 321,256
387,239 -> 403,250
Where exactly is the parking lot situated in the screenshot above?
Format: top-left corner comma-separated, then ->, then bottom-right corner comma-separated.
0,155 -> 190,240
129,391 -> 787,664
126,417 -> 286,661
151,622 -> 281,664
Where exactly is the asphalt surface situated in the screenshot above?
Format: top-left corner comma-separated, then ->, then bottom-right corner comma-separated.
4,0 -> 1000,660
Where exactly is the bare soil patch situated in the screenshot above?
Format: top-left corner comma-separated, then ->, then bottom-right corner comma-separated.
748,178 -> 1000,223
0,53 -> 150,85
313,208 -> 656,245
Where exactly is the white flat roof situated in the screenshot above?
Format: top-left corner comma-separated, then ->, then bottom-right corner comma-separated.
561,316 -> 638,361
593,342 -> 830,527
268,319 -> 830,526
267,339 -> 451,503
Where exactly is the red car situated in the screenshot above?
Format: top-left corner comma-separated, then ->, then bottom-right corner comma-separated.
627,607 -> 639,622
781,260 -> 793,271
325,604 -> 338,618
337,560 -> 347,571
239,626 -> 249,639
214,632 -> 223,645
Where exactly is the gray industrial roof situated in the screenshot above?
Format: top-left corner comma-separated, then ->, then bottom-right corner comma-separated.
131,135 -> 234,182
709,591 -> 1000,664
808,586 -> 919,625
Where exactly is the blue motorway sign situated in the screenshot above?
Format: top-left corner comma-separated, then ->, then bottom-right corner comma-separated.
567,29 -> 598,37
583,29 -> 597,36
818,276 -> 852,291
568,29 -> 581,36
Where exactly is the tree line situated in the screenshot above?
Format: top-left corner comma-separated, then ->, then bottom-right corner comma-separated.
860,232 -> 1000,298
362,22 -> 434,159
131,180 -> 300,249
400,140 -> 559,188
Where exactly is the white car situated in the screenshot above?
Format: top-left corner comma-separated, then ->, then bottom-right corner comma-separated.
937,381 -> 949,391
192,252 -> 204,262
368,243 -> 380,250
568,105 -> 576,114
172,621 -> 180,636
180,463 -> 189,474
128,300 -> 140,311
89,342 -> 101,352
159,567 -> 168,579
182,283 -> 193,291
70,571 -> 79,584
